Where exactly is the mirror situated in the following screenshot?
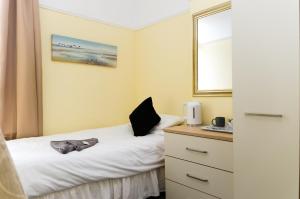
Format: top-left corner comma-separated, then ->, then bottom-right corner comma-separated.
193,2 -> 232,96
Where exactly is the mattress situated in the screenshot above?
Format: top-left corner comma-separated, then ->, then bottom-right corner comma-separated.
7,124 -> 165,197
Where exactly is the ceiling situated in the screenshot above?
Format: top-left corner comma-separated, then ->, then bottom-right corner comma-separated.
39,0 -> 190,30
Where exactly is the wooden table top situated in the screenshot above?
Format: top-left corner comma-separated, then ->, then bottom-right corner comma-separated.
164,125 -> 233,142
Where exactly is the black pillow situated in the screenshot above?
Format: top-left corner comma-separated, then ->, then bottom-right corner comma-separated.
129,97 -> 161,136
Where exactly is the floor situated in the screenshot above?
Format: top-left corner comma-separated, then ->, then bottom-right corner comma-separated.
147,192 -> 165,199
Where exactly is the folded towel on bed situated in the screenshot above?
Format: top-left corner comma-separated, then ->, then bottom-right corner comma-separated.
50,138 -> 99,154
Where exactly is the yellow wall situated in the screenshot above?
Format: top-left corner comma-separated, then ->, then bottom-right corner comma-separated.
135,0 -> 232,124
40,8 -> 136,135
40,0 -> 232,135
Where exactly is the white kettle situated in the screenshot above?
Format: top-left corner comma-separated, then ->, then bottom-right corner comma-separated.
184,101 -> 202,126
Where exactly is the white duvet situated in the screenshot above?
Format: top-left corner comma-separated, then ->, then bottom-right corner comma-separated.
7,124 -> 166,197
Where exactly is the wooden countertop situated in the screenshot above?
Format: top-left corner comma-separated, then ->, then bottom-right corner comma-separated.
164,125 -> 233,142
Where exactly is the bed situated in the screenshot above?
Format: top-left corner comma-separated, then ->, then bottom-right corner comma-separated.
6,115 -> 183,199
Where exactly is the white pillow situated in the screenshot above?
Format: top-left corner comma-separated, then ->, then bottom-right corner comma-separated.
153,114 -> 184,130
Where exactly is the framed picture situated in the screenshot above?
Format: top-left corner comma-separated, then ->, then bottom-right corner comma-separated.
51,34 -> 117,67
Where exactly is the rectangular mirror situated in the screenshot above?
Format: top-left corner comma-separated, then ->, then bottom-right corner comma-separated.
193,2 -> 232,96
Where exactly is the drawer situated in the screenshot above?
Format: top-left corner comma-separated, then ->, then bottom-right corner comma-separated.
165,156 -> 233,199
165,132 -> 233,172
166,180 -> 217,199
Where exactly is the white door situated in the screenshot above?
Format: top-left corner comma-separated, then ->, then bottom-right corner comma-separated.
232,0 -> 300,198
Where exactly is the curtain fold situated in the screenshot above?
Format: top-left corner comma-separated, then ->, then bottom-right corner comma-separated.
0,0 -> 43,139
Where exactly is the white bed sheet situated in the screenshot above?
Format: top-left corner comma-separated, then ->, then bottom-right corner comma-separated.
34,167 -> 164,199
7,124 -> 165,198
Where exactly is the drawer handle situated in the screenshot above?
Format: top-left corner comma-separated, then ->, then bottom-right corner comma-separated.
186,173 -> 209,182
186,147 -> 208,154
245,112 -> 283,118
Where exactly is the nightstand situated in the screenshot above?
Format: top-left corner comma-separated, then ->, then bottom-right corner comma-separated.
164,125 -> 233,199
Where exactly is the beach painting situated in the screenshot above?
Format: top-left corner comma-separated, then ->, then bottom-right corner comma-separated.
51,34 -> 117,67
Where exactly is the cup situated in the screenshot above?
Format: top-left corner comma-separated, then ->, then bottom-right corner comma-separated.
211,117 -> 225,127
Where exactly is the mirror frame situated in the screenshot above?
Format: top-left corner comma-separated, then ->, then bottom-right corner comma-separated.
193,2 -> 232,97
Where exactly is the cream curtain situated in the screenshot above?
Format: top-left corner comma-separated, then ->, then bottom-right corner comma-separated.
0,0 -> 43,139
0,133 -> 26,199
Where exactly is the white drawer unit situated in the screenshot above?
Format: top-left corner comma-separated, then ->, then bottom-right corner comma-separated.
165,132 -> 233,172
164,125 -> 233,199
166,180 -> 218,199
166,156 -> 233,199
